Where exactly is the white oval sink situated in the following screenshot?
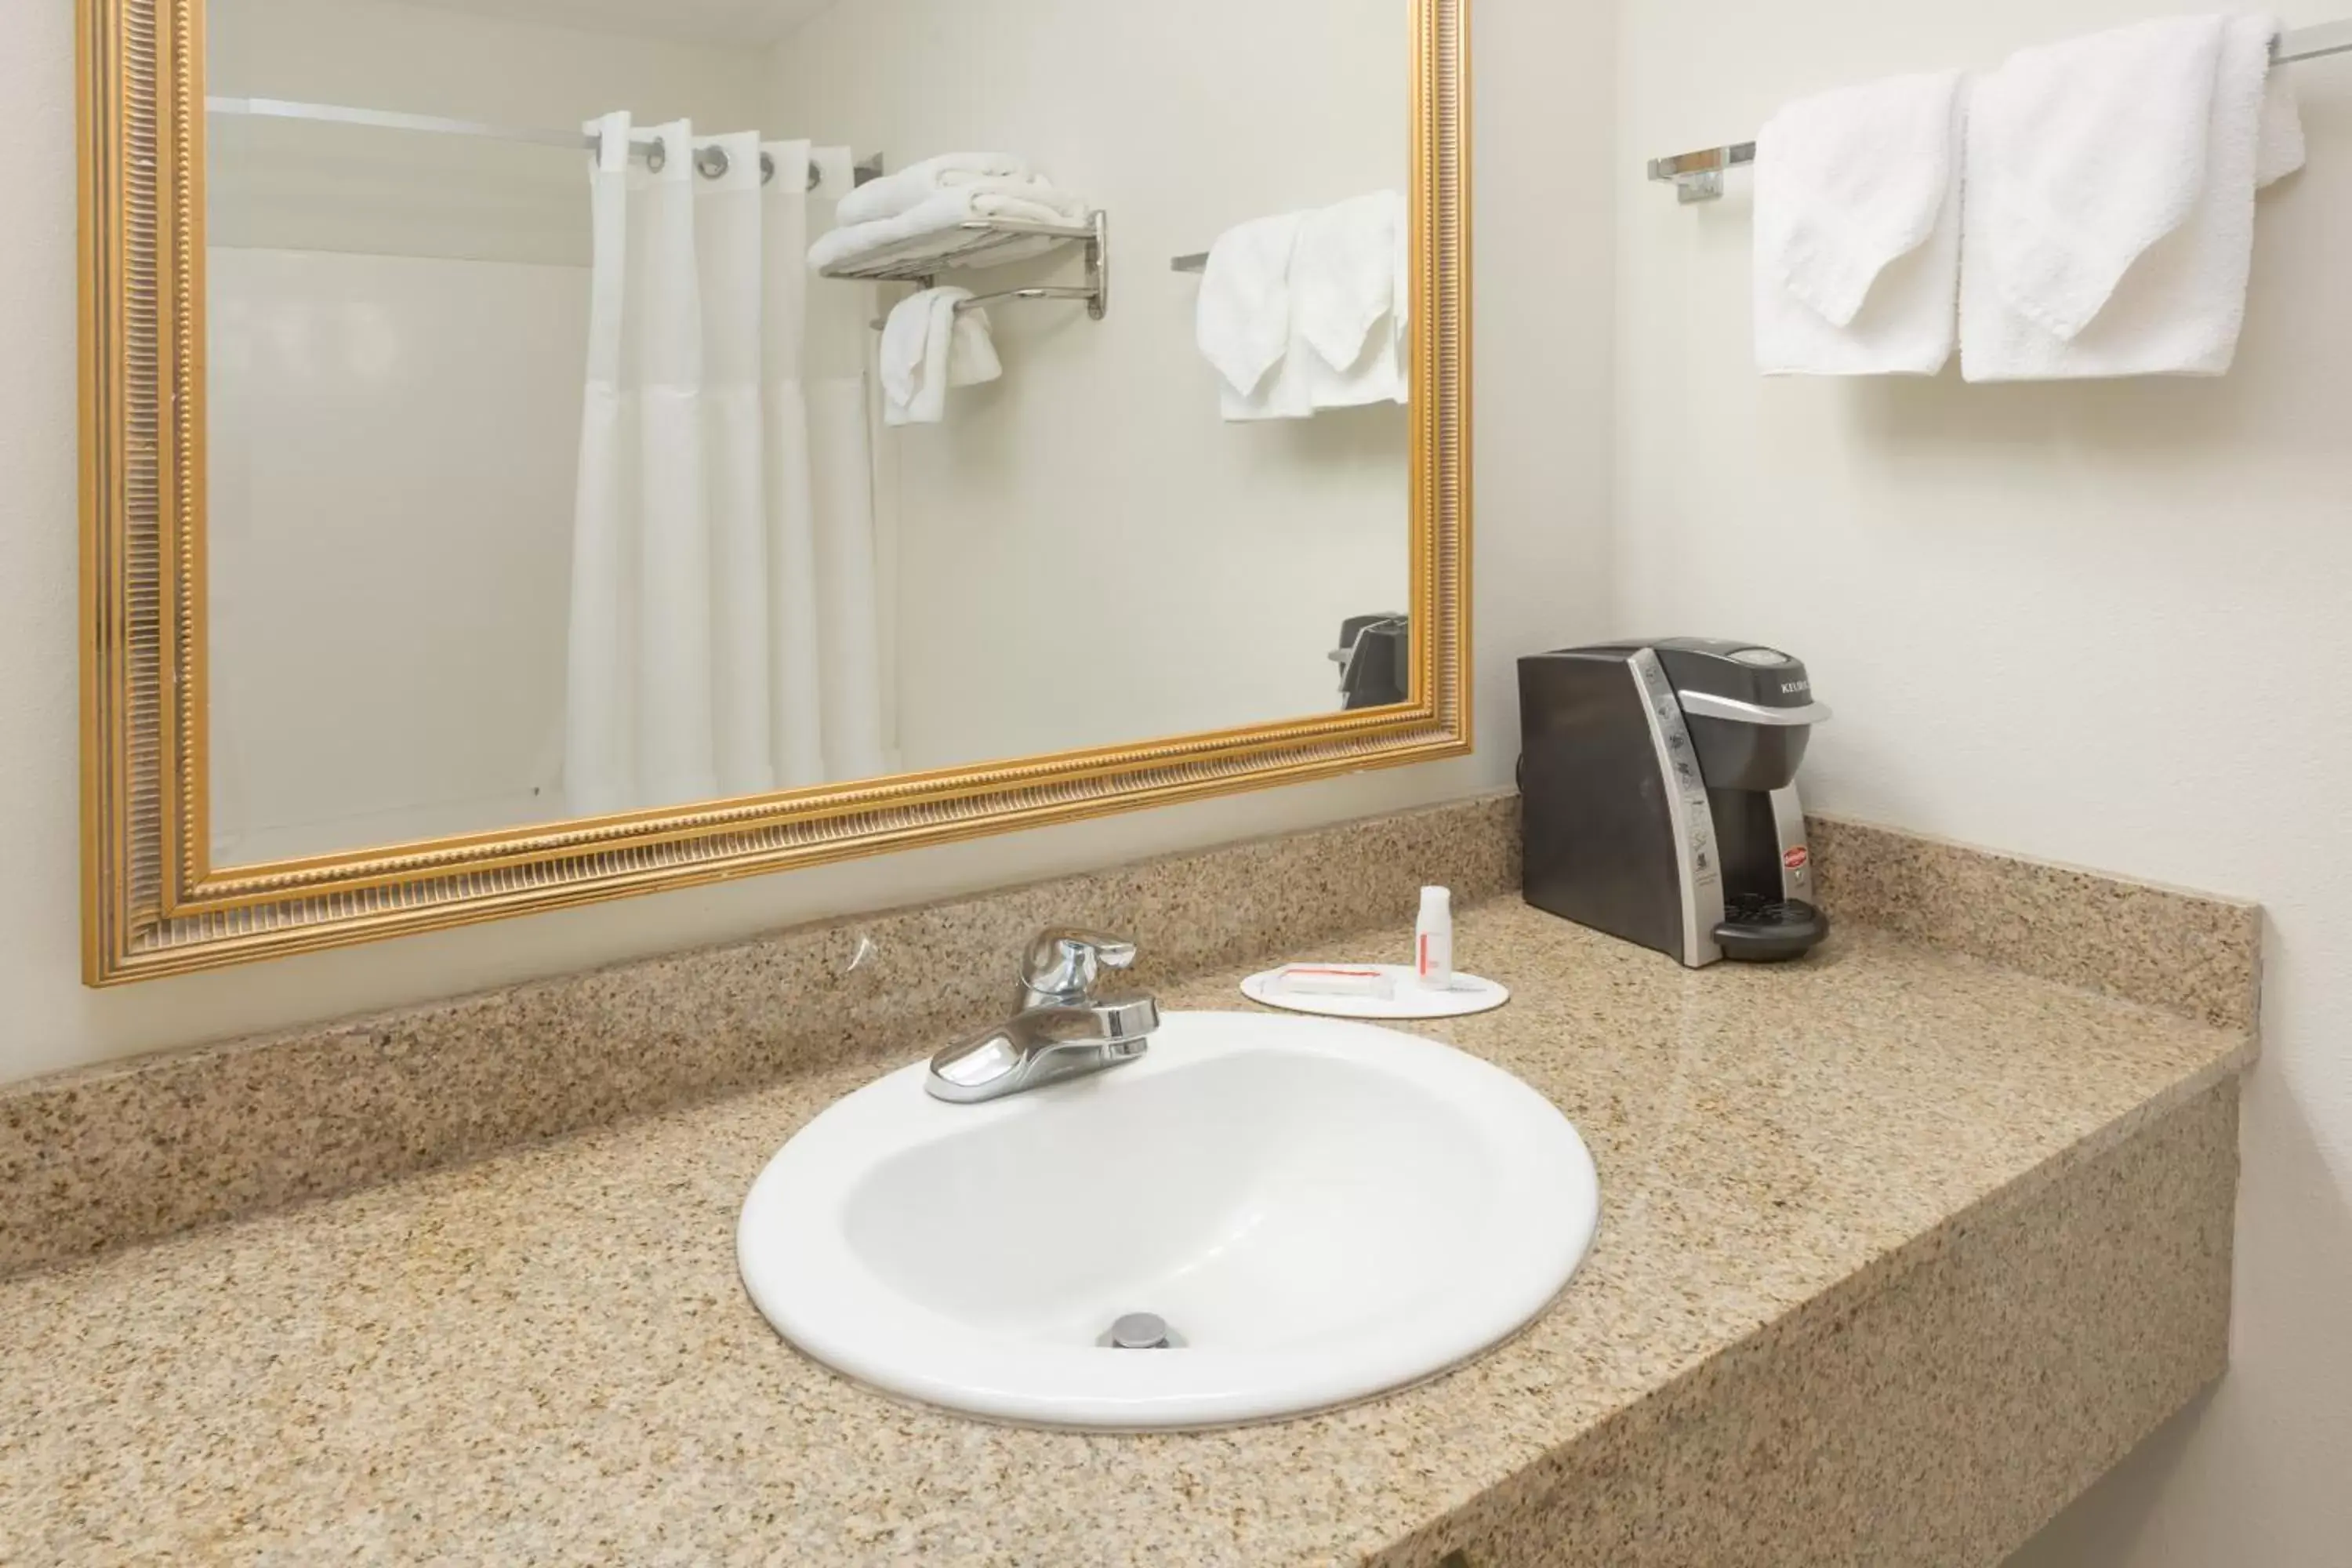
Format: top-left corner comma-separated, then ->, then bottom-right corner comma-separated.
738,1011 -> 1598,1429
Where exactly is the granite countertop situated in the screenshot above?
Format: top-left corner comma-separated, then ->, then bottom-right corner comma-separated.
0,899 -> 2251,1566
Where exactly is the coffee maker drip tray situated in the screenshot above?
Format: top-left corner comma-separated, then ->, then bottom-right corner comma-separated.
1714,897 -> 1830,963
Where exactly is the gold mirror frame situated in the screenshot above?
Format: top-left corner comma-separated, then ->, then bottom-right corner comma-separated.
78,0 -> 1472,983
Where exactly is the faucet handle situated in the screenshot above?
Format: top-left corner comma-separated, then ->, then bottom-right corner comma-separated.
1018,927 -> 1138,1008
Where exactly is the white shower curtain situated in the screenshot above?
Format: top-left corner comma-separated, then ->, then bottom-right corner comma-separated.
566,113 -> 887,818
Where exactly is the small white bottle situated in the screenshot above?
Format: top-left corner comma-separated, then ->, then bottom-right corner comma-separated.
1413,885 -> 1454,989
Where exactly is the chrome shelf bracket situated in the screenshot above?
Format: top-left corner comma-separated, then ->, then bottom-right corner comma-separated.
1645,143 -> 1753,205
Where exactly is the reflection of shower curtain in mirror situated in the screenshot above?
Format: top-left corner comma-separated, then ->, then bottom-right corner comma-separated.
566,114 -> 885,816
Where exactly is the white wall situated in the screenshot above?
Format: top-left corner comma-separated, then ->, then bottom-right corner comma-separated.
1614,2 -> 2352,1561
0,0 -> 1614,1081
771,0 -> 1415,768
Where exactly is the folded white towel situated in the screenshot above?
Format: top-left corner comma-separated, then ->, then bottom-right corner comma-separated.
836,152 -> 1033,226
1962,13 -> 2303,380
809,186 -> 1091,275
1752,68 -> 1965,376
878,287 -> 1001,426
1294,190 -> 1406,372
1196,212 -> 1303,397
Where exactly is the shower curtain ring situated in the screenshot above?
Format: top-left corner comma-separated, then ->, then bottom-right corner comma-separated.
645,135 -> 666,174
695,143 -> 731,180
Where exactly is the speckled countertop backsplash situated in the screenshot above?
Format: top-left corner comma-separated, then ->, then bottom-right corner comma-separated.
1809,815 -> 2261,1031
0,793 -> 2259,1279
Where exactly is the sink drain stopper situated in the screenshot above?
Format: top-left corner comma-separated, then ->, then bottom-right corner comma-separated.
1105,1312 -> 1174,1349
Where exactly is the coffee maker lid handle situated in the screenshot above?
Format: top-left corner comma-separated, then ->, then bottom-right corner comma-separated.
1675,690 -> 1833,728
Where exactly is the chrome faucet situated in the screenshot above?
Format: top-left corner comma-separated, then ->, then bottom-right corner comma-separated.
925,927 -> 1161,1104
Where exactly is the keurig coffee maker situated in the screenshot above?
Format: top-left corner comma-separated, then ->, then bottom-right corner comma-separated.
1331,613 -> 1410,710
1517,638 -> 1832,967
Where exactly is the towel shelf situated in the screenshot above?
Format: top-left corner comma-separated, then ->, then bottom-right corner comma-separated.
826,212 -> 1109,321
1171,252 -> 1209,274
1646,18 -> 2352,201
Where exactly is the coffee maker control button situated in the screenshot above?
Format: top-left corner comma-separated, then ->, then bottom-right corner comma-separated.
1730,647 -> 1791,666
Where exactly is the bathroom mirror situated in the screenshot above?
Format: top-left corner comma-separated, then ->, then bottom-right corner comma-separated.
78,0 -> 1470,981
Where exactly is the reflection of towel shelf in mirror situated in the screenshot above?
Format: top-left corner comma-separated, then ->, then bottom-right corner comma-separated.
826,212 -> 1110,321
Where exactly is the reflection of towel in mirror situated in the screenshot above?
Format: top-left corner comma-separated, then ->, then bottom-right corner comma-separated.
879,287 -> 1002,426
1212,191 -> 1409,421
1294,191 -> 1406,374
1196,212 -> 1304,398
810,186 -> 1091,274
1223,317 -> 1407,419
837,152 -> 1036,224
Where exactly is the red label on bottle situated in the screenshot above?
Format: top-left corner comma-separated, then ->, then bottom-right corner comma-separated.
1417,933 -> 1430,975
1783,846 -> 1810,871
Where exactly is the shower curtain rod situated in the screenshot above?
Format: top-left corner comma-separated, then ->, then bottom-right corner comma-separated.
204,96 -> 872,191
1646,16 -> 2352,201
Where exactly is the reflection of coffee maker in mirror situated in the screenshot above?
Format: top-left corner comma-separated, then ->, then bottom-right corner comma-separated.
1516,638 -> 1832,966
1332,613 -> 1409,709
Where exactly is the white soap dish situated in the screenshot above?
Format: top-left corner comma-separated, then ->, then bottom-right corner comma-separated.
1240,964 -> 1510,1020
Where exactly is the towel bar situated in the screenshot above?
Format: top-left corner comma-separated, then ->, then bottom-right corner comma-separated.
1645,17 -> 2352,201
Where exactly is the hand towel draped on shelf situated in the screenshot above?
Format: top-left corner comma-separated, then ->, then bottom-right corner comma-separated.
878,288 -> 1002,426
1196,190 -> 1410,420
